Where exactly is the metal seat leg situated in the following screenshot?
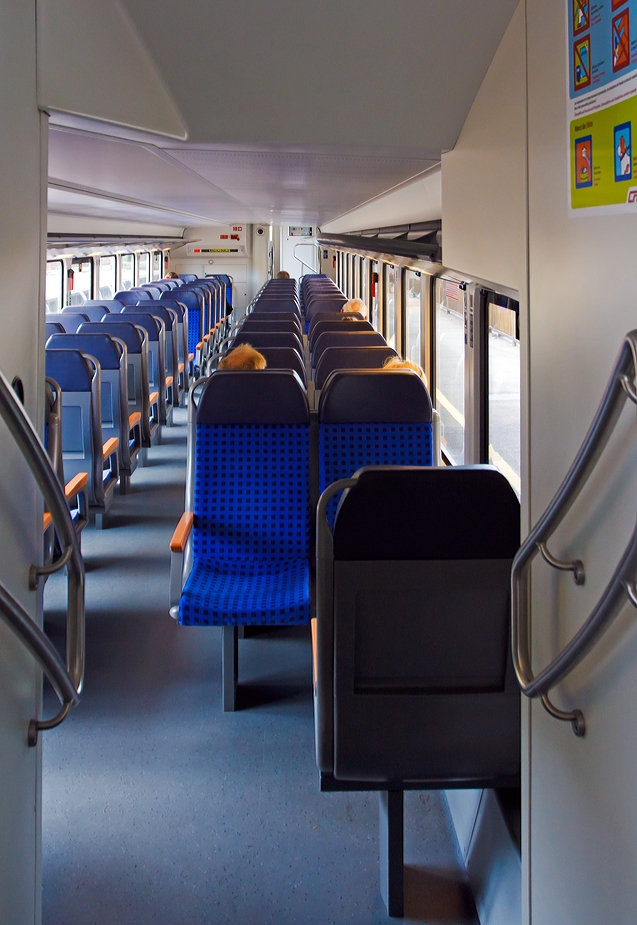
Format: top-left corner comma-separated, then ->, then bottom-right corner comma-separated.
379,790 -> 404,917
222,625 -> 238,711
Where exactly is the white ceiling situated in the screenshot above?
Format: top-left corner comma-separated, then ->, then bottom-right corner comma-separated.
42,0 -> 519,232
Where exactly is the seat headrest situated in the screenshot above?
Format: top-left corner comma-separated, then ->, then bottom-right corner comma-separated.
245,311 -> 301,329
232,331 -> 302,351
309,319 -> 373,347
197,370 -> 309,425
314,346 -> 398,390
151,294 -> 186,318
74,305 -> 110,321
45,348 -> 95,392
312,331 -> 386,361
164,290 -> 200,310
46,333 -> 122,369
319,370 -> 432,423
84,320 -> 144,352
82,299 -> 123,312
47,312 -> 89,332
114,290 -> 149,304
126,303 -> 174,326
110,312 -> 161,339
45,322 -> 65,338
241,319 -> 300,333
253,300 -> 300,314
333,467 -> 520,561
257,347 -> 307,382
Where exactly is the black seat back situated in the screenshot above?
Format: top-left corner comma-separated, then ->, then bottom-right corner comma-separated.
315,465 -> 521,787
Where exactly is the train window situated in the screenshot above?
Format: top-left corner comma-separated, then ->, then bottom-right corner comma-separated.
97,255 -> 116,299
405,270 -> 422,364
45,260 -> 63,312
385,264 -> 396,349
487,297 -> 521,495
152,251 -> 162,280
435,277 -> 465,464
119,254 -> 135,290
137,252 -> 150,286
361,257 -> 369,309
69,258 -> 93,305
371,261 -> 379,329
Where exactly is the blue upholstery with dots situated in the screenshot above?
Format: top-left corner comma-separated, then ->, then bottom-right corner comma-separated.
179,371 -> 311,627
319,370 -> 434,526
181,559 -> 309,627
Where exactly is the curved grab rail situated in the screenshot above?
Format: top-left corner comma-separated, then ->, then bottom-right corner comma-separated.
511,331 -> 637,736
0,370 -> 84,742
293,242 -> 321,277
0,580 -> 79,745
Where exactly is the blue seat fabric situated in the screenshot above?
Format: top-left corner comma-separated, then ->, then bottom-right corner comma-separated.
179,370 -> 311,628
319,371 -> 434,526
179,423 -> 311,626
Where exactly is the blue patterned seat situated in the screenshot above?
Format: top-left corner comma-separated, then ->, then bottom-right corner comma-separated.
178,370 -> 311,629
318,370 -> 434,526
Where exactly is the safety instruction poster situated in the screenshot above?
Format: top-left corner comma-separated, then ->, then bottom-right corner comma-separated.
568,0 -> 637,212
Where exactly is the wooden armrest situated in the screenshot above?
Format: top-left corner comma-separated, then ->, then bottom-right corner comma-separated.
188,353 -> 194,361
196,342 -> 203,350
166,376 -> 173,387
102,437 -> 119,458
178,362 -> 184,373
128,411 -> 141,429
311,617 -> 317,684
170,512 -> 194,552
65,472 -> 88,501
203,334 -> 210,343
148,391 -> 159,406
43,512 -> 52,532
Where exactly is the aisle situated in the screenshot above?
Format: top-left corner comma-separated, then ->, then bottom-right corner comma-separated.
42,409 -> 476,925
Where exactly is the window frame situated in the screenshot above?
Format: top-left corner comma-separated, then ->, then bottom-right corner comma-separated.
118,253 -> 135,291
97,254 -> 117,301
69,256 -> 94,305
136,251 -> 150,286
45,259 -> 64,313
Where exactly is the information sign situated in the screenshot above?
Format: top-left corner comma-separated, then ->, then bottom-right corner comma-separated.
568,0 -> 637,212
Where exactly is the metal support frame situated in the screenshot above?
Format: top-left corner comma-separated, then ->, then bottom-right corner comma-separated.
512,331 -> 637,736
379,791 -> 404,918
0,371 -> 84,743
222,626 -> 238,712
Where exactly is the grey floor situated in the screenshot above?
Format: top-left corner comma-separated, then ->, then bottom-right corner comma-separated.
42,408 -> 478,925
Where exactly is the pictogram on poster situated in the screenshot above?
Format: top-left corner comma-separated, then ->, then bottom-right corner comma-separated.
568,0 -> 637,212
573,0 -> 590,35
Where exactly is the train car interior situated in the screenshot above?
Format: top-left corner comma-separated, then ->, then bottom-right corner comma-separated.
2,2 -> 637,924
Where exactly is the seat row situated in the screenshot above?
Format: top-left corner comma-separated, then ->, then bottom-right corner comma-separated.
169,362 -> 436,696
170,275 -> 520,918
216,275 -> 402,404
43,274 -> 231,528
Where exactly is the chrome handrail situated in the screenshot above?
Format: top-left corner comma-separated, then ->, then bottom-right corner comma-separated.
293,242 -> 321,277
0,580 -> 79,745
0,370 -> 84,743
511,331 -> 637,736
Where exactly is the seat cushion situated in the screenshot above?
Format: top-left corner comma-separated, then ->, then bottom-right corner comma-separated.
179,558 -> 311,626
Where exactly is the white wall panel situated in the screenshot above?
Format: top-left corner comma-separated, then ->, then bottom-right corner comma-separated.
526,0 -> 637,922
321,166 -> 441,234
441,2 -> 527,293
0,4 -> 48,923
37,0 -> 186,139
